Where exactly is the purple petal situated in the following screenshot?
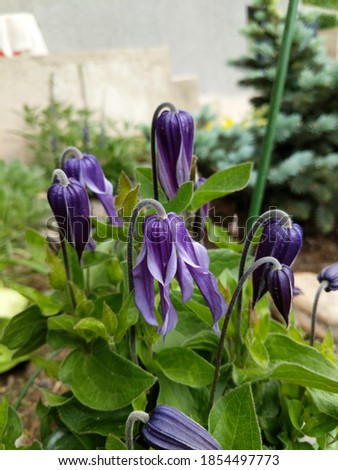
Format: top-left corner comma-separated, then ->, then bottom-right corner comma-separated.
169,213 -> 227,325
317,263 -> 338,292
156,110 -> 194,199
158,284 -> 178,336
96,192 -> 122,226
176,257 -> 194,303
142,405 -> 221,450
133,243 -> 158,328
265,265 -> 294,325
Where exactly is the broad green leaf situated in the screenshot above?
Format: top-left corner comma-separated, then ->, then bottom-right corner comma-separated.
208,248 -> 241,277
183,330 -> 220,354
0,396 -> 9,439
163,181 -> 193,214
309,389 -> 338,420
82,250 -> 114,268
209,384 -> 262,450
266,334 -> 338,392
25,228 -> 48,266
65,240 -> 84,290
157,372 -> 209,425
74,317 -> 109,342
190,163 -> 252,210
288,399 -> 304,432
60,341 -> 155,410
92,219 -> 128,243
10,284 -> 62,316
154,347 -> 214,388
1,305 -> 47,357
48,314 -> 77,332
102,302 -> 118,336
46,250 -> 67,290
114,292 -> 138,343
43,429 -> 104,450
58,397 -> 131,437
185,297 -> 214,327
106,434 -> 127,450
121,184 -> 140,218
0,397 -> 22,448
136,167 -> 166,202
39,389 -> 72,407
115,171 -> 133,209
0,345 -> 29,373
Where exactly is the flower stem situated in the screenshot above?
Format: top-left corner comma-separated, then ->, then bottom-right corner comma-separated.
60,146 -> 83,169
248,0 -> 299,223
127,199 -> 167,363
208,256 -> 282,411
150,102 -> 177,201
236,209 -> 292,345
310,280 -> 329,346
60,237 -> 77,311
125,410 -> 149,450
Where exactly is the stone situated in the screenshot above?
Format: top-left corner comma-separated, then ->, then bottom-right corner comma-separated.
292,272 -> 338,342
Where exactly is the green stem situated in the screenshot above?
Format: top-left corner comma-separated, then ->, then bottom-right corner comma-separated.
60,237 -> 77,311
236,209 -> 291,345
127,199 -> 167,364
208,256 -> 282,411
14,351 -> 60,411
125,410 -> 149,450
310,281 -> 329,346
248,0 -> 299,225
150,102 -> 177,201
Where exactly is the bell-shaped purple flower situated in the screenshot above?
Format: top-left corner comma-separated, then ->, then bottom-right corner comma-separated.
141,405 -> 221,450
253,219 -> 302,306
133,212 -> 227,336
317,263 -> 338,292
265,264 -> 294,325
47,169 -> 91,261
62,149 -> 121,225
156,110 -> 194,200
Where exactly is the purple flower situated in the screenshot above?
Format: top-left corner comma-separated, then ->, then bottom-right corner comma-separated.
156,110 -> 194,199
47,170 -> 92,261
133,213 -> 227,336
317,263 -> 338,292
62,151 -> 121,225
265,264 -> 294,325
253,219 -> 302,306
141,405 -> 221,450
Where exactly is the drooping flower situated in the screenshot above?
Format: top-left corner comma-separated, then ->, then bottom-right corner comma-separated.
252,218 -> 302,306
265,264 -> 294,324
156,109 -> 194,199
47,169 -> 92,261
62,148 -> 121,225
141,405 -> 221,450
133,212 -> 227,336
317,263 -> 338,292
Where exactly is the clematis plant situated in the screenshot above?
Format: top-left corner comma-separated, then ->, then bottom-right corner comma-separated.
130,200 -> 227,336
61,146 -> 121,225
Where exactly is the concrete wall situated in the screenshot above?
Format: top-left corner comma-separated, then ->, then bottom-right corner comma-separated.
0,0 -> 291,161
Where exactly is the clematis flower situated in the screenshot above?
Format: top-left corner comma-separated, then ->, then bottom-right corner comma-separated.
156,109 -> 194,200
141,405 -> 221,450
252,218 -> 302,306
133,212 -> 227,336
265,264 -> 294,325
62,148 -> 121,225
317,263 -> 338,292
47,169 -> 92,261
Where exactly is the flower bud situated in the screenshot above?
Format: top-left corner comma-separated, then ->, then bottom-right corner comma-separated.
317,263 -> 338,292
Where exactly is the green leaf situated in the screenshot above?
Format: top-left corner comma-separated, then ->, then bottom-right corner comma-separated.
82,250 -> 114,268
46,250 -> 67,290
209,384 -> 262,450
309,389 -> 338,420
10,284 -> 62,316
1,305 -> 47,357
121,184 -> 140,218
136,167 -> 166,202
154,347 -> 214,388
92,219 -> 128,243
266,334 -> 338,392
74,317 -> 109,342
59,341 -> 155,410
106,434 -> 127,450
58,397 -> 131,437
190,163 -> 252,210
0,345 -> 29,373
115,171 -> 133,209
25,228 -> 48,266
114,292 -> 138,343
208,248 -> 241,277
102,302 -> 118,336
163,181 -> 193,214
43,429 -> 103,450
39,389 -> 72,407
